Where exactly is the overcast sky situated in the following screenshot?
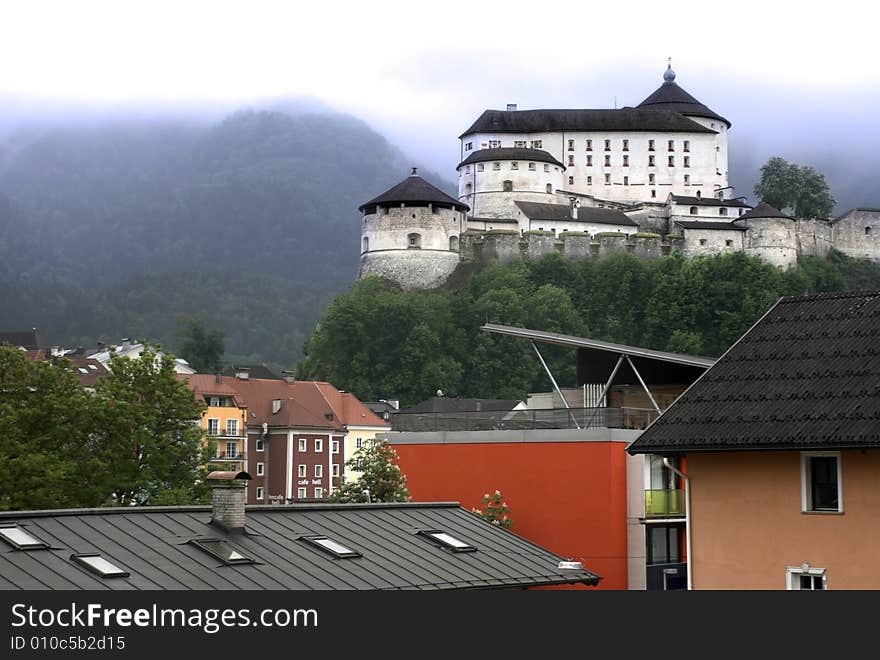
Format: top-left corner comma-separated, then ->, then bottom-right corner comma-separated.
2,1 -> 879,202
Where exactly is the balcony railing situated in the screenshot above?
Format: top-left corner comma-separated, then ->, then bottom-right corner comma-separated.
390,406 -> 658,433
645,489 -> 685,517
207,431 -> 245,439
211,452 -> 246,461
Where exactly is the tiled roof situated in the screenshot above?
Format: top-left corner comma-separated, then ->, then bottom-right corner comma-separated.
515,201 -> 638,226
0,503 -> 600,590
460,108 -> 715,138
628,290 -> 880,453
737,201 -> 794,221
359,171 -> 468,212
458,148 -> 565,169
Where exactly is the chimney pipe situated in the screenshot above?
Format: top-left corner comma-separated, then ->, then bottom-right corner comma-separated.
282,370 -> 295,385
215,372 -> 223,384
207,471 -> 252,531
121,338 -> 131,352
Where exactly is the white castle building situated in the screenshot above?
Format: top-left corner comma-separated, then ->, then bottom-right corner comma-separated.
357,63 -> 880,290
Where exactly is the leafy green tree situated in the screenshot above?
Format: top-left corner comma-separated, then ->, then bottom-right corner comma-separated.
0,346 -> 99,510
329,439 -> 410,503
92,347 -> 210,506
176,316 -> 225,373
754,156 -> 835,218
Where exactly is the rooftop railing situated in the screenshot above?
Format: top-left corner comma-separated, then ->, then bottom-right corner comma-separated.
390,406 -> 657,432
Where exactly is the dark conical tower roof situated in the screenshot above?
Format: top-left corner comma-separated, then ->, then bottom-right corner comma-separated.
738,201 -> 794,221
637,62 -> 730,128
359,168 -> 468,212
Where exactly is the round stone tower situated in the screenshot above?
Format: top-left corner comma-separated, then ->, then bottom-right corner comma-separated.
740,201 -> 798,269
358,168 -> 469,291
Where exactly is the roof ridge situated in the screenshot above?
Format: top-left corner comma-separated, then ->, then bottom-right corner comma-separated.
778,289 -> 880,303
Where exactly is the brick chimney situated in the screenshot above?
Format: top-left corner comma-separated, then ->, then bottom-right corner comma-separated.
215,373 -> 223,384
207,471 -> 252,530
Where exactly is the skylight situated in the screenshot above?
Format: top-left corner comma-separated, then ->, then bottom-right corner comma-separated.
189,539 -> 254,565
301,536 -> 361,558
78,368 -> 89,374
88,364 -> 98,371
418,530 -> 477,553
71,554 -> 130,578
0,526 -> 48,550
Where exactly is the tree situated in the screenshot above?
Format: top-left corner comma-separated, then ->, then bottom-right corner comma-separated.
91,346 -> 210,506
0,346 -> 99,510
472,490 -> 513,529
754,156 -> 835,218
329,439 -> 410,503
176,316 -> 225,373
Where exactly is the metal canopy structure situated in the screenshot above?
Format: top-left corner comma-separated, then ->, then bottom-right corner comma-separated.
481,323 -> 716,415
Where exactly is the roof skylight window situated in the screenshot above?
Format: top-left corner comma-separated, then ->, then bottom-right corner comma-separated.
418,530 -> 477,553
78,368 -> 89,374
0,525 -> 48,550
71,553 -> 130,578
189,539 -> 254,565
301,536 -> 361,558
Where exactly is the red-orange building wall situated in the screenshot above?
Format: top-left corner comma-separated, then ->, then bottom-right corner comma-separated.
393,440 -> 630,590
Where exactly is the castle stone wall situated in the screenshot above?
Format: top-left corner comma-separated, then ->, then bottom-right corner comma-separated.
560,233 -> 592,260
744,217 -> 798,269
796,218 -> 833,259
680,228 -> 745,259
358,250 -> 460,291
831,210 -> 880,261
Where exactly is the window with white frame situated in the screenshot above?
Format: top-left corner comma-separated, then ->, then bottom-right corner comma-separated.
256,438 -> 264,451
209,396 -> 221,407
477,163 -> 484,172
623,155 -> 629,167
719,207 -> 728,216
332,464 -> 340,477
543,163 -> 550,172
465,141 -> 473,151
586,176 -> 592,185
622,139 -> 629,151
604,139 -> 611,151
585,139 -> 592,151
568,155 -> 575,166
604,155 -> 611,167
568,139 -> 575,151
298,438 -> 306,452
514,140 -> 526,148
332,440 -> 339,454
489,140 -> 501,148
226,419 -> 238,436
356,437 -> 363,449
530,140 -> 543,148
586,155 -> 593,167
298,464 -> 306,477
787,565 -> 827,590
801,452 -> 842,513
298,487 -> 306,498
315,438 -> 323,452
314,487 -> 323,499
256,462 -> 264,476
604,173 -> 611,185
256,487 -> 264,500
315,464 -> 323,478
649,173 -> 655,185
207,419 -> 220,436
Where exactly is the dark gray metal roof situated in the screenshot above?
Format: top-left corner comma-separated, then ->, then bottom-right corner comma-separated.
737,201 -> 794,221
636,81 -> 730,127
458,148 -> 565,170
398,396 -> 522,415
670,195 -> 750,208
460,108 -> 715,138
0,329 -> 40,349
674,220 -> 747,231
359,171 -> 468,212
0,502 -> 600,590
481,324 -> 715,368
514,201 -> 638,226
627,290 -> 880,454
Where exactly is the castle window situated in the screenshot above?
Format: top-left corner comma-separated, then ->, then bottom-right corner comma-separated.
511,162 -> 519,170
690,207 -> 698,215
738,208 -> 744,216
683,140 -> 690,152
489,140 -> 501,148
604,139 -> 611,151
622,139 -> 629,151
465,141 -> 473,151
543,164 -> 550,172
725,240 -> 733,247
465,183 -> 472,196
623,155 -> 629,167
623,176 -> 629,186
651,189 -> 656,198
648,139 -> 655,151
568,155 -> 575,166
586,176 -> 592,185
866,226 -> 872,235
531,139 -> 543,148
668,140 -> 675,151
528,162 -> 536,171
683,156 -> 690,168
493,162 -> 501,171
586,155 -> 593,167
699,239 -> 707,246
604,174 -> 611,185
568,176 -> 574,185
568,139 -> 575,151
514,140 -> 526,148
604,155 -> 611,167
719,207 -> 728,216
546,183 -> 553,193
450,235 -> 459,251
477,163 -> 484,172
362,236 -> 369,253
696,190 -> 701,198
465,165 -> 470,174
669,156 -> 675,167
649,155 -> 655,167
649,173 -> 655,185
586,139 -> 592,151
503,180 -> 513,192
684,174 -> 690,185
407,233 -> 422,249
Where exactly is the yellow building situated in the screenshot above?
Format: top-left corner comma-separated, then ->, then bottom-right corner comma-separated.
179,374 -> 249,472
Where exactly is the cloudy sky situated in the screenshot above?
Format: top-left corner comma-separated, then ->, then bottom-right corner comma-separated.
2,0 -> 878,203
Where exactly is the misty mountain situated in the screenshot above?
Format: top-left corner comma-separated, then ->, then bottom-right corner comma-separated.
0,109 -> 453,368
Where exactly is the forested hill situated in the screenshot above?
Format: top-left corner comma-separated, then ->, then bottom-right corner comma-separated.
0,110 -> 453,367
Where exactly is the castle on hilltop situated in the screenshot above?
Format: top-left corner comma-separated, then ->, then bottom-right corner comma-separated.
357,62 -> 880,290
